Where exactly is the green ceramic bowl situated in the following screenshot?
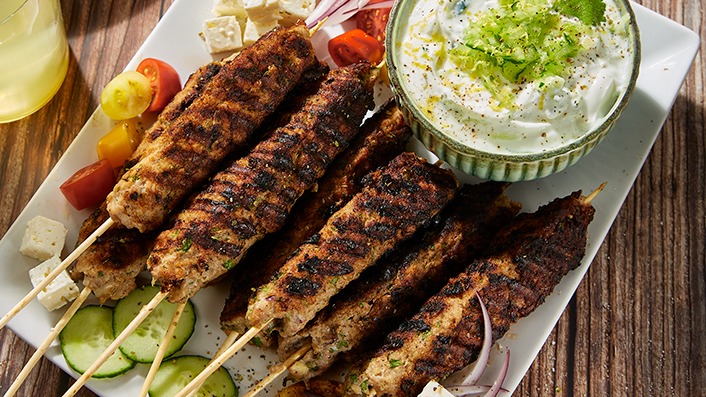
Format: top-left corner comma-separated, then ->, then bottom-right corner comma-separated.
385,0 -> 641,181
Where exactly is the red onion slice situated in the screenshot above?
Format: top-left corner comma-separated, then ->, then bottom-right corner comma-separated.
305,0 -> 354,28
460,289 -> 492,385
482,348 -> 510,397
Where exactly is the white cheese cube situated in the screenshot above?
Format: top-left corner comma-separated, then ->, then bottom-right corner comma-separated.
202,16 -> 244,54
28,256 -> 79,311
244,0 -> 282,25
213,0 -> 248,18
242,19 -> 279,46
278,0 -> 315,25
20,216 -> 68,261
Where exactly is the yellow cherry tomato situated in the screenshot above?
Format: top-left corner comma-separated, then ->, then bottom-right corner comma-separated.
97,120 -> 140,168
100,71 -> 152,120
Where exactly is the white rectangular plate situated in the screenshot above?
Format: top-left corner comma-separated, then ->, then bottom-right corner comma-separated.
0,1 -> 699,396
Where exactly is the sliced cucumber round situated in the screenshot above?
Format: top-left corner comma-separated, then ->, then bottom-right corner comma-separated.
113,285 -> 196,363
59,305 -> 136,378
149,355 -> 238,397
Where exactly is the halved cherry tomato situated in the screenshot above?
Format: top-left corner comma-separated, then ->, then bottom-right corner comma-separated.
328,29 -> 384,67
97,120 -> 140,168
100,71 -> 153,120
137,58 -> 182,113
60,159 -> 116,211
356,6 -> 392,45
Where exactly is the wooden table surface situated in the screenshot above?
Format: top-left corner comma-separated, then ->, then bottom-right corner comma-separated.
0,0 -> 703,396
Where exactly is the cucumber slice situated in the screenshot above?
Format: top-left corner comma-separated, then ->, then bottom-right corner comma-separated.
59,305 -> 136,378
113,285 -> 196,363
149,355 -> 238,397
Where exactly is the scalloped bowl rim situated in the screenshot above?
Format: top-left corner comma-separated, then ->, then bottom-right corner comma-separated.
385,0 -> 642,179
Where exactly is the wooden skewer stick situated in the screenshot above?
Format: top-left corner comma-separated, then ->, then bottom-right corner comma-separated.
172,320 -> 273,397
182,331 -> 241,397
584,182 -> 607,204
62,291 -> 168,397
0,218 -> 114,332
2,287 -> 92,397
138,301 -> 187,397
242,343 -> 312,397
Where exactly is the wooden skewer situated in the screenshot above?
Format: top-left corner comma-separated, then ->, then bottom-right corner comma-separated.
182,331 -> 241,397
242,343 -> 312,397
62,291 -> 168,397
138,301 -> 187,397
172,320 -> 273,397
584,182 -> 607,204
2,287 -> 92,397
0,218 -> 114,332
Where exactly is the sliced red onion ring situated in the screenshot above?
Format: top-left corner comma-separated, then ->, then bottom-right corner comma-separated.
460,289 -> 493,385
482,348 -> 510,397
305,0 -> 395,29
341,0 -> 395,15
305,0 -> 353,28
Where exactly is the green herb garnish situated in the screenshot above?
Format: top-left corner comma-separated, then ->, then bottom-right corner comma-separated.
453,0 -> 604,108
176,237 -> 193,252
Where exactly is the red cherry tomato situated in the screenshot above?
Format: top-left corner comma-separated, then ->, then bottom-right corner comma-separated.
136,58 -> 182,113
328,29 -> 384,67
356,6 -> 392,45
60,159 -> 116,210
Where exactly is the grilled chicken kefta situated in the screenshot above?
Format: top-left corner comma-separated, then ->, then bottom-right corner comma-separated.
149,62 -> 377,303
106,23 -> 318,233
246,152 -> 459,338
68,59 -> 329,304
220,100 -> 412,347
345,190 -> 596,397
278,182 -> 521,381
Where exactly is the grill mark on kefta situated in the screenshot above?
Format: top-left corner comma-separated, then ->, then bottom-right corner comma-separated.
246,152 -> 458,339
345,191 -> 595,397
69,62 -> 223,304
124,61 -> 224,172
279,183 -> 521,381
70,59 -> 327,306
148,62 -> 376,303
107,24 -> 318,233
219,101 -> 412,346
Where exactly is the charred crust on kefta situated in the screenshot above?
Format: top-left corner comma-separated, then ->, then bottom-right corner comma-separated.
246,152 -> 458,339
68,62 -> 224,304
106,23 -> 318,233
278,182 -> 521,381
219,100 -> 412,347
345,191 -> 595,397
148,62 -> 377,304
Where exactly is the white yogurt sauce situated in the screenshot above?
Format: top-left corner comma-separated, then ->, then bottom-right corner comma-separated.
397,0 -> 633,154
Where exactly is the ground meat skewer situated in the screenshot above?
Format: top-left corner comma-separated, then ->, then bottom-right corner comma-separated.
106,23 -> 319,233
149,62 -> 377,303
278,182 -> 521,381
344,190 -> 596,397
246,152 -> 459,339
220,99 -> 412,347
68,60 -> 330,304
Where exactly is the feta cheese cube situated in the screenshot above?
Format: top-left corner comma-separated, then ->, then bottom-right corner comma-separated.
244,0 -> 282,25
213,0 -> 248,18
20,216 -> 68,261
28,256 -> 79,311
278,0 -> 316,25
242,18 -> 279,46
202,16 -> 244,54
